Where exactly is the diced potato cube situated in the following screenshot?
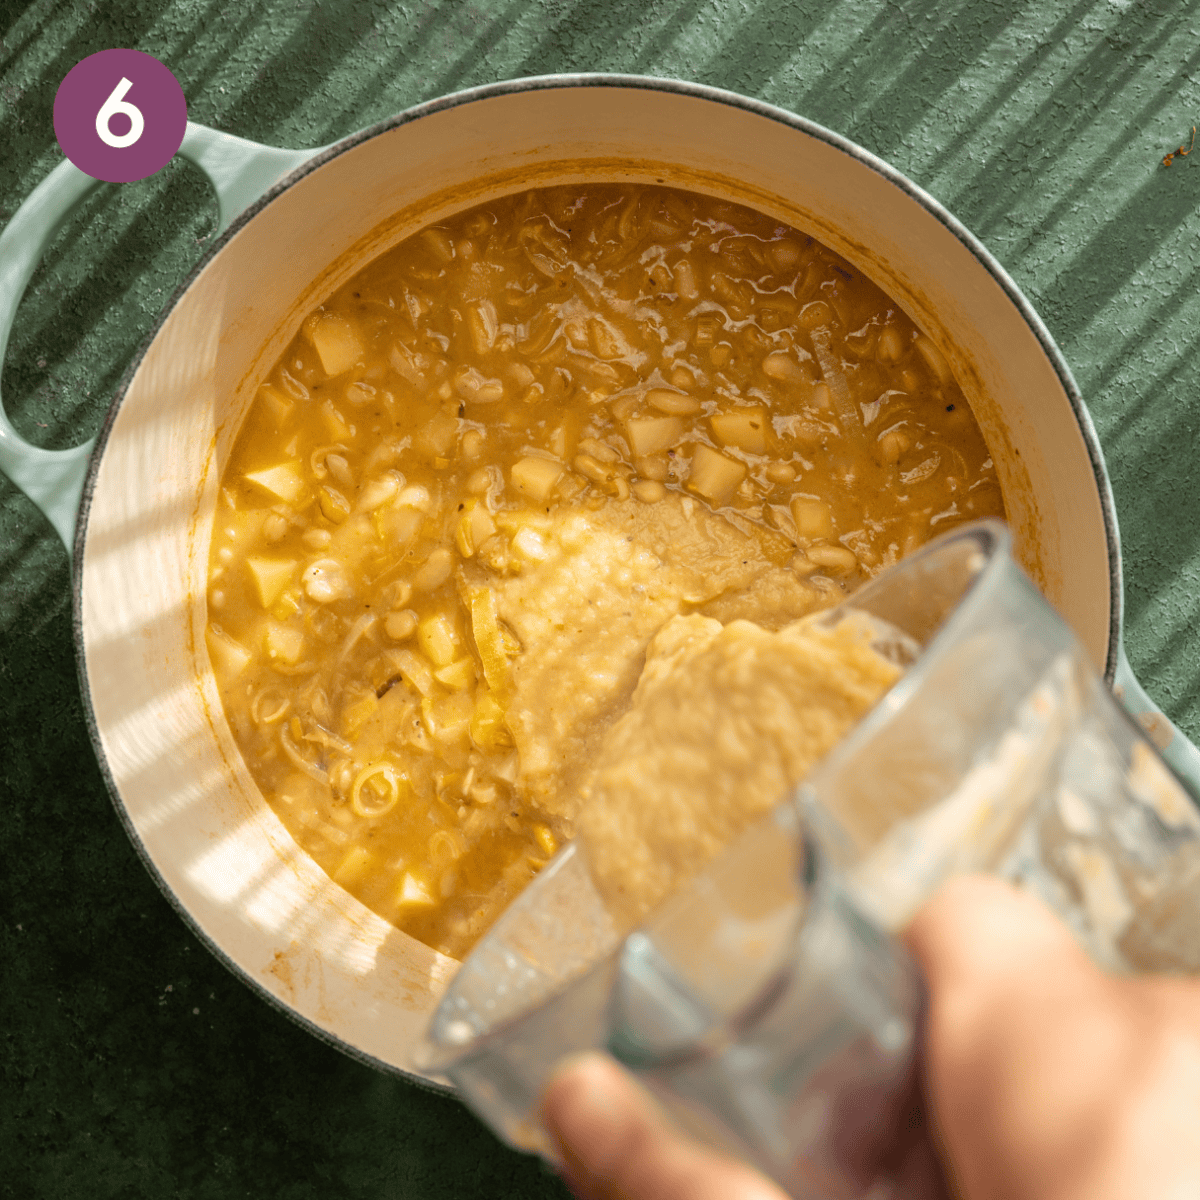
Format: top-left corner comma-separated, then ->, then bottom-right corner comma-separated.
375,506 -> 423,554
417,408 -> 459,458
434,658 -> 476,691
264,621 -> 304,664
320,400 -> 353,441
626,415 -> 683,457
206,626 -> 251,678
687,444 -> 747,506
710,407 -> 768,454
470,689 -> 512,751
511,456 -> 563,502
791,496 -> 835,539
418,613 -> 459,667
333,846 -> 377,888
245,462 -> 304,504
430,691 -> 473,744
217,507 -> 269,554
246,557 -> 297,608
257,383 -> 293,427
306,314 -> 363,376
396,871 -> 436,908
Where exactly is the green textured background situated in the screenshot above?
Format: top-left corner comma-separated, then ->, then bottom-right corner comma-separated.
3,1 -> 1200,1195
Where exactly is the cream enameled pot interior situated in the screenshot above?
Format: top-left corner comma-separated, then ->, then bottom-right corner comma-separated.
77,82 -> 1114,1079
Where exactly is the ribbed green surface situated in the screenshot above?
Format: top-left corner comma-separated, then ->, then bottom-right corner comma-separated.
3,2 -> 1200,1194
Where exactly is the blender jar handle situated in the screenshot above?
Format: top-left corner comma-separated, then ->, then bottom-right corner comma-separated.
1114,641 -> 1200,801
0,122 -> 322,557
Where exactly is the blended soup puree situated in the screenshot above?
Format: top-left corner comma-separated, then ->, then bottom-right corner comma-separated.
205,183 -> 1004,958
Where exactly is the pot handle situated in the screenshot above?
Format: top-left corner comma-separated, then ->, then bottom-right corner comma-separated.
0,122 -> 322,557
1114,641 -> 1200,800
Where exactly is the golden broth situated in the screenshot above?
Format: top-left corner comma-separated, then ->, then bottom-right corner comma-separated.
206,184 -> 1003,958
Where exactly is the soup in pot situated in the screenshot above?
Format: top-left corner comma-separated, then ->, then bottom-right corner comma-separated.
205,184 -> 1004,958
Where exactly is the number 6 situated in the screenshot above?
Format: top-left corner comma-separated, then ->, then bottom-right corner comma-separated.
95,77 -> 144,149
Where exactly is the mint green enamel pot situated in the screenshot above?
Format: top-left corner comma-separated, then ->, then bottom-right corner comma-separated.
1,76 -> 1190,1083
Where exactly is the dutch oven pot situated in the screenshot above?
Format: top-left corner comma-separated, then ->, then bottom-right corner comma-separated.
2,76 -> 1196,1082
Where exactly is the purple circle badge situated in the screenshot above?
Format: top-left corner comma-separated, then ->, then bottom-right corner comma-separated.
53,50 -> 187,183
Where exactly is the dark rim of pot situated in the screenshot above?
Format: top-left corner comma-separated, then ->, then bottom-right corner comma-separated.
69,73 -> 1124,1088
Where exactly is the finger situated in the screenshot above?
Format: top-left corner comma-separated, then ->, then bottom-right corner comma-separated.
541,1053 -> 788,1200
904,876 -> 1128,1200
905,873 -> 1118,1115
905,874 -> 1096,998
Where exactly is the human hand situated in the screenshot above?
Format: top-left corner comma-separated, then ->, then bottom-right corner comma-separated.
908,874 -> 1200,1200
540,875 -> 1200,1200
540,1049 -> 788,1200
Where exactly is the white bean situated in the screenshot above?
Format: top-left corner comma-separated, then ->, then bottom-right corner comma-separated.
413,548 -> 454,592
806,544 -> 859,575
385,610 -> 418,641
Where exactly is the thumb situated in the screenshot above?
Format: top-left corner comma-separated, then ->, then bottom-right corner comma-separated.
540,1053 -> 788,1200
